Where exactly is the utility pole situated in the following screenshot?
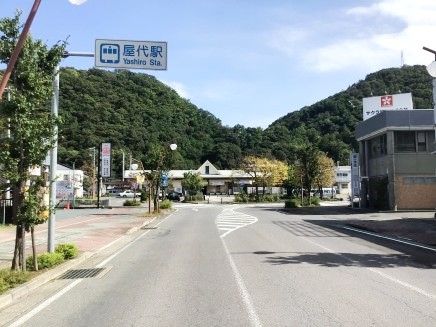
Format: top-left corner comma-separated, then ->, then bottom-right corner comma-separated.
48,51 -> 94,253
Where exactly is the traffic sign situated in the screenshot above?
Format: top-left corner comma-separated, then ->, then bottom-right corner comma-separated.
95,39 -> 167,70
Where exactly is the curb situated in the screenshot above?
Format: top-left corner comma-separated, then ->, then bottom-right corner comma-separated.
0,252 -> 93,310
0,217 -> 155,310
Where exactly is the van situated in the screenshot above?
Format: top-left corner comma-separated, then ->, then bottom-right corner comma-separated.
107,189 -> 121,196
313,188 -> 336,198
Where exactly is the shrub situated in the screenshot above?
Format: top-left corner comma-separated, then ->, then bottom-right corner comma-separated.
123,199 -> 141,206
310,197 -> 320,205
56,243 -> 78,260
140,189 -> 149,202
235,193 -> 249,202
159,200 -> 172,209
236,193 -> 281,203
0,269 -> 30,294
285,199 -> 300,208
26,252 -> 65,271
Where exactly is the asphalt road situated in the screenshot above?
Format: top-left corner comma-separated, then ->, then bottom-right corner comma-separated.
2,204 -> 436,326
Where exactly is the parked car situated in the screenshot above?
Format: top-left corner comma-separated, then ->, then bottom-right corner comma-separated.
107,189 -> 121,196
166,191 -> 182,201
119,190 -> 141,198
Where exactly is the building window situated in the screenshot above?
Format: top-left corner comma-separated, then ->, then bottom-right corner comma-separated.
205,166 -> 210,174
368,134 -> 387,158
341,183 -> 349,189
336,173 -> 348,177
63,174 -> 69,181
394,131 -> 428,152
417,132 -> 427,152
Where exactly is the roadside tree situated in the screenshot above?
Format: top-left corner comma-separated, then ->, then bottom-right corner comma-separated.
181,172 -> 204,196
241,156 -> 288,198
0,12 -> 66,270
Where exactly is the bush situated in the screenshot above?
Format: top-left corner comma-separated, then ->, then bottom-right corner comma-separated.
123,199 -> 141,206
140,189 -> 149,202
56,243 -> 78,260
236,193 -> 281,203
285,199 -> 300,208
0,269 -> 30,294
285,196 -> 320,208
235,193 -> 249,202
159,200 -> 172,209
26,252 -> 65,271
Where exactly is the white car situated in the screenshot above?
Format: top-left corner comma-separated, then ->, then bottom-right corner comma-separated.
118,190 -> 141,198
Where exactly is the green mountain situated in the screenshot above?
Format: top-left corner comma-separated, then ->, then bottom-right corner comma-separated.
265,65 -> 433,163
57,65 -> 434,175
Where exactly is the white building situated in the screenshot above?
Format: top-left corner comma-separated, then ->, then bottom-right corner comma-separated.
124,160 -> 253,195
334,165 -> 351,195
55,164 -> 84,198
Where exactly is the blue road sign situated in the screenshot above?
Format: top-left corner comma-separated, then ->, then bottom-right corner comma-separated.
95,39 -> 167,70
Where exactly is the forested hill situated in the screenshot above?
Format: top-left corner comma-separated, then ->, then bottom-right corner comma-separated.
265,65 -> 433,164
58,65 -> 433,175
59,68 -> 225,170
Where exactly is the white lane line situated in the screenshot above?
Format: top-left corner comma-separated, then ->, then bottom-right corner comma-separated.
302,237 -> 436,300
8,280 -> 82,327
9,211 -> 177,326
221,238 -> 263,327
342,226 -> 436,252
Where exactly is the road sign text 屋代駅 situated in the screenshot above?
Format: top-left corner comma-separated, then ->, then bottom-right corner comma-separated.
95,39 -> 167,70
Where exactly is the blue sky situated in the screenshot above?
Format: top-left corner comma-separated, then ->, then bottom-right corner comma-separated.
2,0 -> 436,128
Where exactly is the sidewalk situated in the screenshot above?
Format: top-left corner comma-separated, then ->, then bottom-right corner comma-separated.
0,205 -> 154,270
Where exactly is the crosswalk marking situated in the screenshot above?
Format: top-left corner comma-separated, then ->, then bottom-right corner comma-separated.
216,207 -> 258,238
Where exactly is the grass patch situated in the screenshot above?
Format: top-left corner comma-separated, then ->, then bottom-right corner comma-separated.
0,269 -> 31,294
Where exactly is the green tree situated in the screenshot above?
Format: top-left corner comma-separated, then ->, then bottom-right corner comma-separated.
181,172 -> 204,196
0,12 -> 67,270
313,153 -> 335,196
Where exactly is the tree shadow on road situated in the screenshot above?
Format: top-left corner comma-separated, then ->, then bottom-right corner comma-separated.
261,251 -> 429,268
264,218 -> 436,268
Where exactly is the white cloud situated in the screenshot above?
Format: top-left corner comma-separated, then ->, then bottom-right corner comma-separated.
68,0 -> 88,5
161,80 -> 189,99
268,0 -> 436,73
264,26 -> 307,56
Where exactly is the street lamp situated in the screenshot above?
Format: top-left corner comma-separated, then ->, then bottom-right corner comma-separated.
423,46 -> 436,153
130,158 -> 145,200
48,51 -> 94,253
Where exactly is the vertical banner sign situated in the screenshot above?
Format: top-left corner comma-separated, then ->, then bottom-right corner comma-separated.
350,153 -> 360,200
101,143 -> 111,177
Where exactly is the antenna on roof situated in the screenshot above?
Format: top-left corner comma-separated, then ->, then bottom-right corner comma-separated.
401,50 -> 405,67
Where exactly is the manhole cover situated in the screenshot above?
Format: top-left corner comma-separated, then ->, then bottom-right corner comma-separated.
59,267 -> 109,279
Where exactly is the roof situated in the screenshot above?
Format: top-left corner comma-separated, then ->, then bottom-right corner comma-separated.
355,109 -> 434,141
124,161 -> 253,180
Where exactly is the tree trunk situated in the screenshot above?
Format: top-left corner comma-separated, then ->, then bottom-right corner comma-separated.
31,226 -> 38,271
11,181 -> 26,271
11,225 -> 23,270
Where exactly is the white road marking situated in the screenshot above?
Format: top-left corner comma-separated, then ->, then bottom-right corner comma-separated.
303,237 -> 436,300
8,212 -> 177,326
221,238 -> 263,327
216,207 -> 258,238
